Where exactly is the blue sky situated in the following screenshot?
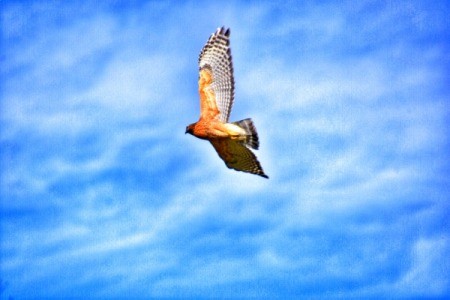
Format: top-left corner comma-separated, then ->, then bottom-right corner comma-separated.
1,0 -> 449,298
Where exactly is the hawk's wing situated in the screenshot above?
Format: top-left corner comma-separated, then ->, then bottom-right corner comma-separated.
210,139 -> 268,178
198,27 -> 234,123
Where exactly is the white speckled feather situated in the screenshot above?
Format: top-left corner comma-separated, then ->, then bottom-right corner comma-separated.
198,27 -> 235,123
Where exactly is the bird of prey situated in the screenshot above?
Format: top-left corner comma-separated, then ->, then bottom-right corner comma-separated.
185,27 -> 268,178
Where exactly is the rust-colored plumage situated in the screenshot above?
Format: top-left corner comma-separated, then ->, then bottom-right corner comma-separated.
186,27 -> 268,178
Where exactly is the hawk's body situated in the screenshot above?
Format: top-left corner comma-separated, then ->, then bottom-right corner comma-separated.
186,27 -> 268,178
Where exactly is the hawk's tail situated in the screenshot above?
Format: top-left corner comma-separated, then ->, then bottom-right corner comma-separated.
233,118 -> 260,150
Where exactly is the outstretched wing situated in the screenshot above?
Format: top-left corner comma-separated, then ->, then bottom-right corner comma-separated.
210,139 -> 268,178
198,27 -> 234,123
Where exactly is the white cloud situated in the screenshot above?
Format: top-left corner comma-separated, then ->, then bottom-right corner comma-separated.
395,237 -> 450,295
82,53 -> 186,118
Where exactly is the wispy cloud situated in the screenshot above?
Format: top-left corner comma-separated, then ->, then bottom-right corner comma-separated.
395,237 -> 450,295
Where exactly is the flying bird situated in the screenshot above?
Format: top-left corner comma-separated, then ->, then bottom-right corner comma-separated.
186,27 -> 268,178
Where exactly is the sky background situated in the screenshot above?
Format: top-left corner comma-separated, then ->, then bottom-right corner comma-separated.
1,0 -> 449,298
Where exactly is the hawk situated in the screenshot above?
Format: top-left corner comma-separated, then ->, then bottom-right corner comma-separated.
185,27 -> 268,178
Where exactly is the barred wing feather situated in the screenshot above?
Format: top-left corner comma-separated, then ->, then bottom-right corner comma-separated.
198,27 -> 235,123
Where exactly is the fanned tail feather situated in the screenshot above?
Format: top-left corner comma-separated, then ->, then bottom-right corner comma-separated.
233,118 -> 260,150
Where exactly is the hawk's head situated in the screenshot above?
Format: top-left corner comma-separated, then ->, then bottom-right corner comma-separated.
185,123 -> 195,135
